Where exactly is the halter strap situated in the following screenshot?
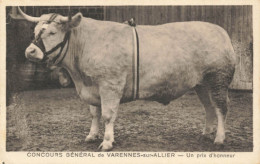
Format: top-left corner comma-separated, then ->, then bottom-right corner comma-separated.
31,13 -> 71,65
51,31 -> 71,65
47,14 -> 58,23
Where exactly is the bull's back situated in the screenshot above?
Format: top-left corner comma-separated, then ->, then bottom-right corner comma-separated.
137,21 -> 235,69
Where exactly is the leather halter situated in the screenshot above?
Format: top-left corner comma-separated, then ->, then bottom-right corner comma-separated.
32,14 -> 71,65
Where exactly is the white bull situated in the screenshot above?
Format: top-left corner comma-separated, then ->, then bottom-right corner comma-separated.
18,8 -> 236,151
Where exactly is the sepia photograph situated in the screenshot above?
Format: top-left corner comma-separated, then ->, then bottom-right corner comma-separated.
1,1 -> 260,164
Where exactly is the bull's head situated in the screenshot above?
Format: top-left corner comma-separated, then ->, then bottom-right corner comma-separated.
17,7 -> 82,63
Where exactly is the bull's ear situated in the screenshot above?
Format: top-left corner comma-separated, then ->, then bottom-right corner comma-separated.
61,12 -> 82,28
69,13 -> 82,28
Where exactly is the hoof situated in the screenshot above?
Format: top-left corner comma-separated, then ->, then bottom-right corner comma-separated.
214,140 -> 224,144
214,137 -> 225,150
85,134 -> 99,142
98,141 -> 113,151
214,136 -> 225,145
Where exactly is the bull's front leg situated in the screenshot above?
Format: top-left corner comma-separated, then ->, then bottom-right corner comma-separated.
85,105 -> 101,142
98,87 -> 121,151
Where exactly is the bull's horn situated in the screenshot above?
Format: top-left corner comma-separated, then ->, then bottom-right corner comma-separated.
60,13 -> 82,22
17,7 -> 40,22
60,15 -> 69,22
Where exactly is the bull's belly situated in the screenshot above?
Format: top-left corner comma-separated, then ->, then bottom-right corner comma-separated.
121,71 -> 201,105
141,80 -> 198,105
121,83 -> 196,105
143,87 -> 193,105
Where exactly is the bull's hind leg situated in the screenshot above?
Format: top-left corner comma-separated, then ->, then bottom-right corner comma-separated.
195,85 -> 216,135
206,71 -> 233,145
85,105 -> 101,142
211,86 -> 229,144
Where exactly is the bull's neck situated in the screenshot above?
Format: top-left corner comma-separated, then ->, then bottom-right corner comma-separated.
59,19 -> 98,89
61,18 -> 97,69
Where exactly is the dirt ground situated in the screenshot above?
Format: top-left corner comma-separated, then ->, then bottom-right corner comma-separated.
6,88 -> 253,152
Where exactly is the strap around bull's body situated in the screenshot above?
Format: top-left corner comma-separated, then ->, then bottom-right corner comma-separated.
132,27 -> 139,100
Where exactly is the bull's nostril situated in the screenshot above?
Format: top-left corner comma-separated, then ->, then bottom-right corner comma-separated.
31,49 -> 36,54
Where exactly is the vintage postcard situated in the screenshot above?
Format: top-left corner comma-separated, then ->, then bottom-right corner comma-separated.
0,0 -> 259,164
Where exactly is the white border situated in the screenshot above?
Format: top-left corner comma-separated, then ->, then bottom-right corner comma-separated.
0,1 -> 259,164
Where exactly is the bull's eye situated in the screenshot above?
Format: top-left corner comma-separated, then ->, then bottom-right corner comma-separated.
49,31 -> 56,35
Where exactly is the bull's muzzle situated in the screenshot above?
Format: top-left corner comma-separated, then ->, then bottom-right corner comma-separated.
25,44 -> 44,62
